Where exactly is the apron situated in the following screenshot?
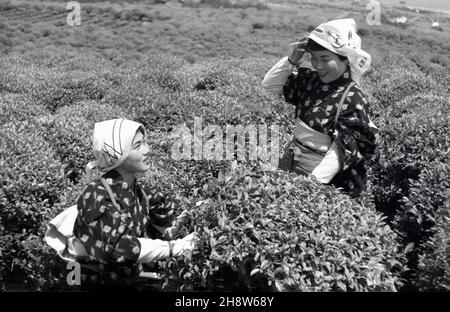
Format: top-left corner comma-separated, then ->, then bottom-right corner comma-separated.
292,119 -> 332,174
279,82 -> 355,175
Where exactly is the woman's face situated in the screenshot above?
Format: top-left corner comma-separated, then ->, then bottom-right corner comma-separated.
120,130 -> 151,173
310,50 -> 348,83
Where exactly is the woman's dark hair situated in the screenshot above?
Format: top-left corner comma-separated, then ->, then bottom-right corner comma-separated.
137,126 -> 145,136
306,39 -> 348,62
133,126 -> 146,142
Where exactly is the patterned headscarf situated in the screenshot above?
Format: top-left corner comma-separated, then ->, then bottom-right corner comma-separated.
307,18 -> 371,83
86,118 -> 146,175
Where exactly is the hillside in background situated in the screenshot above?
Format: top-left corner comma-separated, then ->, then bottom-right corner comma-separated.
0,0 -> 449,291
1,0 -> 450,70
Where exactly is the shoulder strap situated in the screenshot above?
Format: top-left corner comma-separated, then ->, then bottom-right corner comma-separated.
334,81 -> 355,128
100,177 -> 127,261
100,177 -> 120,209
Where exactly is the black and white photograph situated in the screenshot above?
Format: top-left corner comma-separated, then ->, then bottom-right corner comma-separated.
0,0 -> 449,299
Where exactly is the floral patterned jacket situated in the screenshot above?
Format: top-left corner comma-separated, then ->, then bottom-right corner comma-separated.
73,169 -> 173,286
283,66 -> 377,197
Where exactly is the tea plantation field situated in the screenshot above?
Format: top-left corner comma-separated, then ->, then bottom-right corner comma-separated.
0,0 -> 449,291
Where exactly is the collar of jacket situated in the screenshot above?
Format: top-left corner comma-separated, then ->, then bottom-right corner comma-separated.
101,169 -> 137,191
326,67 -> 353,91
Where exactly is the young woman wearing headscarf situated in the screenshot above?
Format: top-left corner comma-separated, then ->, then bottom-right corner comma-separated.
262,18 -> 378,197
45,118 -> 197,290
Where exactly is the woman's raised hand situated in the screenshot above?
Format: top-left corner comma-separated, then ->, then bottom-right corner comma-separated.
287,37 -> 309,65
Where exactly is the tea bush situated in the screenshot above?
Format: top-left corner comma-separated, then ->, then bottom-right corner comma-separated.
154,164 -> 405,291
0,119 -> 73,289
183,0 -> 268,10
0,93 -> 48,125
101,55 -> 187,130
366,63 -> 449,289
369,98 -> 449,217
368,69 -> 437,111
399,161 -> 450,288
173,58 -> 293,129
0,54 -> 111,112
402,162 -> 450,232
415,211 -> 450,291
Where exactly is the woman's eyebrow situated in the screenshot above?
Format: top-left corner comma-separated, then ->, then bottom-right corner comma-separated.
132,139 -> 142,146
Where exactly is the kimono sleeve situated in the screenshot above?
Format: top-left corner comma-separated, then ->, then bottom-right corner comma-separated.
283,67 -> 315,105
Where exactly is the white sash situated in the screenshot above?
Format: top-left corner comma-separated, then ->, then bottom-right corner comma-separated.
44,205 -> 89,262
